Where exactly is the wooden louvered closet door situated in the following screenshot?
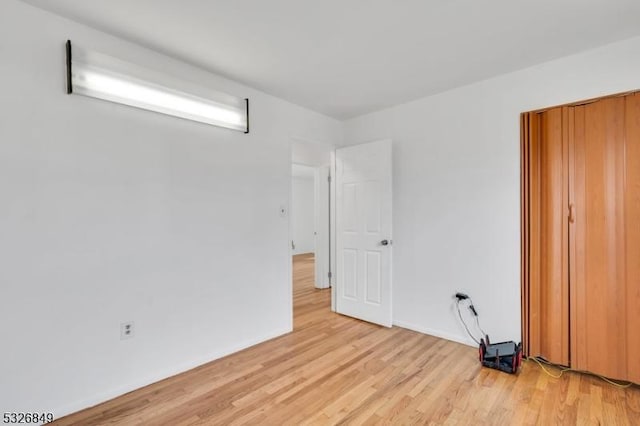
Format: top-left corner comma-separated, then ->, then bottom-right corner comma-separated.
521,107 -> 570,366
570,94 -> 640,382
522,91 -> 640,383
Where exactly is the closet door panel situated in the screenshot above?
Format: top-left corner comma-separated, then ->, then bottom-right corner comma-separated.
524,107 -> 569,365
571,98 -> 628,380
521,113 -> 532,356
536,108 -> 570,365
625,93 -> 640,384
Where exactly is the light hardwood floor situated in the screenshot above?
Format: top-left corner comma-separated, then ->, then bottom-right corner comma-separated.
55,253 -> 640,425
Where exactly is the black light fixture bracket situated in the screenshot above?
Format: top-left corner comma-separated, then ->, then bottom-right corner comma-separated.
245,98 -> 250,134
66,40 -> 73,94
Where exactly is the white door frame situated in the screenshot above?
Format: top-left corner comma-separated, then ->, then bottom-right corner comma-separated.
330,149 -> 337,311
314,166 -> 332,289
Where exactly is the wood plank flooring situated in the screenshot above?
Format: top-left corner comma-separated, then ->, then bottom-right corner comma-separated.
55,253 -> 640,425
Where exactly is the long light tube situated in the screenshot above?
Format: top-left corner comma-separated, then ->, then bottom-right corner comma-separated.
66,41 -> 249,133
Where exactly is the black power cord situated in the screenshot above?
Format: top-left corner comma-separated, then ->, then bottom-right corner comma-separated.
455,292 -> 487,345
456,301 -> 480,344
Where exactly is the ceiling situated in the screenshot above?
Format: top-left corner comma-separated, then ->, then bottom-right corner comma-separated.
20,0 -> 640,119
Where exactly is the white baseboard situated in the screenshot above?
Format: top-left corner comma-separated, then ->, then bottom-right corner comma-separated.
393,320 -> 477,348
53,326 -> 292,419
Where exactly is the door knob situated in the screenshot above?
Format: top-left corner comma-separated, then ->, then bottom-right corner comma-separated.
569,204 -> 575,224
381,239 -> 389,246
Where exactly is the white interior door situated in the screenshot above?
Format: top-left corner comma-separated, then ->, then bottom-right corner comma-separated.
336,140 -> 392,327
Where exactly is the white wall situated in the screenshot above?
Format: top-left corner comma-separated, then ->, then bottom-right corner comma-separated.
291,139 -> 332,168
343,36 -> 640,347
0,0 -> 341,417
291,176 -> 316,254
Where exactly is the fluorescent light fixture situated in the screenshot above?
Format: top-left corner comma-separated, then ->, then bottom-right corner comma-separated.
66,40 -> 249,133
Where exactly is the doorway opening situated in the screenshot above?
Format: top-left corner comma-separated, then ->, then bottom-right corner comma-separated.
290,140 -> 334,326
291,163 -> 321,303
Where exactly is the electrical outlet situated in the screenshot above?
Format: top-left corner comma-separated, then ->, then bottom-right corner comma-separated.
120,322 -> 135,340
